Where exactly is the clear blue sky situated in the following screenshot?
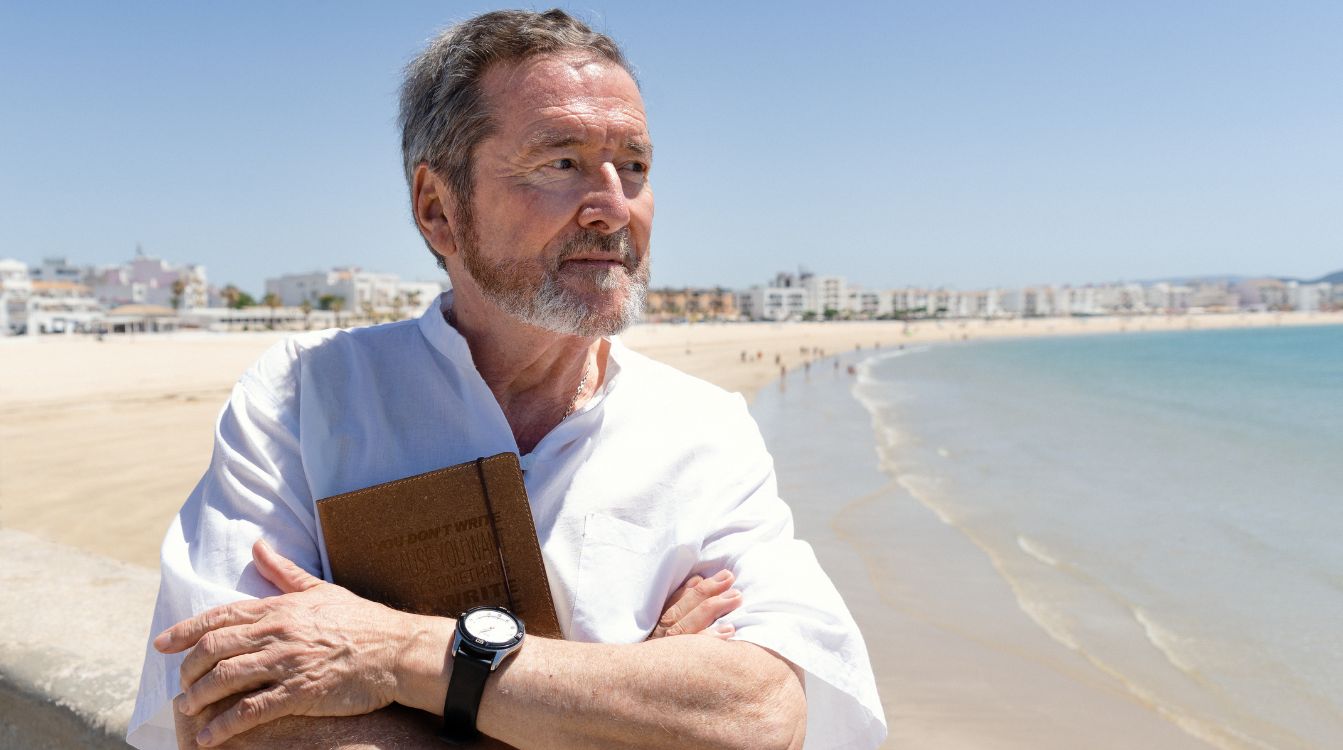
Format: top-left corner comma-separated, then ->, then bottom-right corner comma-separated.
2,1 -> 1340,295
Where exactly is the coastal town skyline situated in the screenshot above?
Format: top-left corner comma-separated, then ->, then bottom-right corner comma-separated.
3,250 -> 1338,336
3,246 -> 1341,301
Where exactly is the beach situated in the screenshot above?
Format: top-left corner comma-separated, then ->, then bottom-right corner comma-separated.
3,309 -> 1341,748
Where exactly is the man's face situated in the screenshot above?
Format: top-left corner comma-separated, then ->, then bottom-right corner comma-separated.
452,52 -> 654,337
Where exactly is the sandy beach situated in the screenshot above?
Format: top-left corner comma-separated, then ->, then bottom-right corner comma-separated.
3,309 -> 1340,748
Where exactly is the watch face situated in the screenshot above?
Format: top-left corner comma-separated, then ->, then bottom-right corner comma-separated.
463,608 -> 520,646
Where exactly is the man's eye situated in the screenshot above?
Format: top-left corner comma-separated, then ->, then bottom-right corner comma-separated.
547,158 -> 577,170
623,161 -> 649,175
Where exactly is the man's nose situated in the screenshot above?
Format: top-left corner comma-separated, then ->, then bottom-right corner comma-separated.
577,162 -> 631,234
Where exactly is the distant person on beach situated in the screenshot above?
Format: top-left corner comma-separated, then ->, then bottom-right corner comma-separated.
129,9 -> 883,750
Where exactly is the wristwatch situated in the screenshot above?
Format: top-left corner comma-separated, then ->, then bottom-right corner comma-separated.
440,606 -> 526,743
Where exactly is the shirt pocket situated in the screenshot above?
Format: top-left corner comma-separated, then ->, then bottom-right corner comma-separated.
570,512 -> 673,643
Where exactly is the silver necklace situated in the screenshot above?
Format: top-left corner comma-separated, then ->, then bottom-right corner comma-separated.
564,359 -> 591,418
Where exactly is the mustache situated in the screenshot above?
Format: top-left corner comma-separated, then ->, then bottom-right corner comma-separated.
555,228 -> 634,266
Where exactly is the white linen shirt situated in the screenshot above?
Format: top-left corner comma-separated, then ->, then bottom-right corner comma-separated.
129,292 -> 886,749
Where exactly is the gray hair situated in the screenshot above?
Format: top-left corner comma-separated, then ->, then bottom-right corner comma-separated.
399,9 -> 635,266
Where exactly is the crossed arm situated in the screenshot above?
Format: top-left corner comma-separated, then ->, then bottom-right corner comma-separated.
157,541 -> 806,749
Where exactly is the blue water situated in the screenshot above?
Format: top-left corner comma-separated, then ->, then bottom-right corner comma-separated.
852,325 -> 1343,749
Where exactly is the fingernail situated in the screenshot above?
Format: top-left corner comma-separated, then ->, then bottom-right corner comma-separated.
152,632 -> 168,650
712,570 -> 732,582
722,588 -> 741,599
196,728 -> 213,746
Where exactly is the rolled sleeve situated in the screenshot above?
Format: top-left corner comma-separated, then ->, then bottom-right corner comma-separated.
698,399 -> 887,750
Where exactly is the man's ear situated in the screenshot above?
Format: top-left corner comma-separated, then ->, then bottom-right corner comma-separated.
411,164 -> 459,261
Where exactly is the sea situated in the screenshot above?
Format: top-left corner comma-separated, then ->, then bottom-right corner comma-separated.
754,323 -> 1343,750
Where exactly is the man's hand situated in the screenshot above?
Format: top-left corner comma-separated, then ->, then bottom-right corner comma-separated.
154,539 -> 416,747
648,569 -> 742,640
159,544 -> 755,748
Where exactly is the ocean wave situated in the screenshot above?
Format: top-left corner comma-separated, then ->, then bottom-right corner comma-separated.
1017,535 -> 1061,568
853,344 -> 931,382
1133,607 -> 1200,675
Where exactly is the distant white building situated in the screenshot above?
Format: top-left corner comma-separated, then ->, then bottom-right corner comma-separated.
264,267 -> 444,318
736,285 -> 809,321
1188,282 -> 1239,312
890,288 -> 931,316
1090,283 -> 1148,314
1289,281 -> 1332,312
90,253 -> 208,309
953,289 -> 1005,318
0,258 -> 32,335
802,275 -> 848,316
854,290 -> 892,318
23,295 -> 104,335
1236,278 -> 1289,311
28,256 -> 86,284
6,268 -> 102,335
1144,282 -> 1192,313
1048,286 -> 1099,316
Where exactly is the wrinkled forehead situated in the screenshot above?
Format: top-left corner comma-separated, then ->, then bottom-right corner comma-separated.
479,52 -> 649,148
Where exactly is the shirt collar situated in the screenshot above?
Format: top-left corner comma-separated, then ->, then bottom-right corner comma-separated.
416,288 -> 627,410
417,290 -> 478,373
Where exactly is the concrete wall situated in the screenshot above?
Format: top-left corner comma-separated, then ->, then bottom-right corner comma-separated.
0,529 -> 157,749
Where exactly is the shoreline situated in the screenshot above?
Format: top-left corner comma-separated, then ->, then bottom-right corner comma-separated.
754,346 -> 1215,749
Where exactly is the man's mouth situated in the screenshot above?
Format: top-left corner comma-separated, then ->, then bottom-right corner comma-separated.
563,257 -> 624,266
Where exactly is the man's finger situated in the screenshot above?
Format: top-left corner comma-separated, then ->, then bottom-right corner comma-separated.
651,570 -> 733,639
196,685 -> 292,747
655,574 -> 724,635
665,588 -> 742,637
252,539 -> 323,594
661,575 -> 703,615
701,622 -> 736,640
154,600 -> 268,654
180,652 -> 276,718
178,624 -> 268,693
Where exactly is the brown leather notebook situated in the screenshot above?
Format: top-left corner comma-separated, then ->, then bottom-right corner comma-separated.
315,455 -> 557,748
316,453 -> 562,639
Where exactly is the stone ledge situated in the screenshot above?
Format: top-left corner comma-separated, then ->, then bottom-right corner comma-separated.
0,529 -> 158,749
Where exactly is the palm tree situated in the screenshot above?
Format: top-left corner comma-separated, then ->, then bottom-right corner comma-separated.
299,298 -> 313,330
221,284 -> 242,310
170,278 -> 187,311
330,296 -> 345,327
262,292 -> 281,329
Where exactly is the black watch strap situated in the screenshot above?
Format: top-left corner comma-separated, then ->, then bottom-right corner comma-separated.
440,649 -> 492,743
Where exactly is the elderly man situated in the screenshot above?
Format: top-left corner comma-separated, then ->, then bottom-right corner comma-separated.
130,9 -> 884,750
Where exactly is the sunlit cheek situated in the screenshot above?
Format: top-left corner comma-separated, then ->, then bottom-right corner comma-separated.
499,187 -> 577,242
